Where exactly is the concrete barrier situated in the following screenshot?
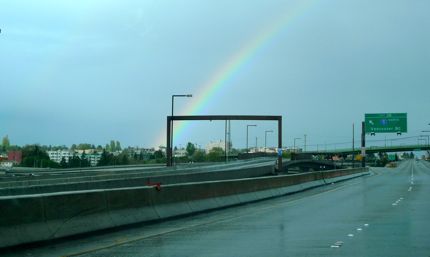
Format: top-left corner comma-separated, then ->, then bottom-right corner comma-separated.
0,160 -> 274,189
0,167 -> 368,248
0,165 -> 274,196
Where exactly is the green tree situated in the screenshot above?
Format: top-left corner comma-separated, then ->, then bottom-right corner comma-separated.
68,155 -> 80,168
98,149 -> 113,166
8,145 -> 21,151
110,140 -> 116,152
154,150 -> 164,159
2,135 -> 10,151
77,143 -> 92,150
119,153 -> 129,165
115,141 -> 122,151
192,149 -> 206,162
377,152 -> 389,167
60,157 -> 68,168
21,145 -> 59,168
206,147 -> 224,162
186,142 -> 196,157
80,153 -> 91,167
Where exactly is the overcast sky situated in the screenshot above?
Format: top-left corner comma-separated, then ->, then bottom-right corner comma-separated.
1,0 -> 429,150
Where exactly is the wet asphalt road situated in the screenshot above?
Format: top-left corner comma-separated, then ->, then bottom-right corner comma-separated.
3,160 -> 430,257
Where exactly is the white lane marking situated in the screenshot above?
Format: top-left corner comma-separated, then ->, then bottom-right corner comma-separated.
392,203 -> 397,206
364,223 -> 369,227
334,241 -> 344,246
330,241 -> 344,248
399,197 -> 403,200
348,234 -> 354,237
408,187 -> 412,192
357,228 -> 362,231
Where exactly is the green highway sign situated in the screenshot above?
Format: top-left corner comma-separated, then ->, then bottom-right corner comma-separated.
365,113 -> 407,134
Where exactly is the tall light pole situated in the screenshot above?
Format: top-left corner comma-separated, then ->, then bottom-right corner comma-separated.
352,123 -> 355,168
246,125 -> 257,153
265,130 -> 273,152
293,137 -> 301,153
421,132 -> 430,149
304,134 -> 307,152
171,94 -> 192,165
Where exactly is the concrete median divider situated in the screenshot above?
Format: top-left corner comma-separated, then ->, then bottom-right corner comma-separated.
0,167 -> 368,248
0,165 -> 275,196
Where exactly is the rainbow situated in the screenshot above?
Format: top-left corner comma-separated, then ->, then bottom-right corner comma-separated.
154,1 -> 314,147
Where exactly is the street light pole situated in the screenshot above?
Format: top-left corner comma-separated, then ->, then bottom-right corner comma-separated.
265,130 -> 273,152
171,94 -> 192,166
246,125 -> 257,153
304,134 -> 307,152
420,133 -> 430,149
293,138 -> 301,153
352,123 -> 355,168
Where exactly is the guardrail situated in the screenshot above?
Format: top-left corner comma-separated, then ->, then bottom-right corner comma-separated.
0,167 -> 368,248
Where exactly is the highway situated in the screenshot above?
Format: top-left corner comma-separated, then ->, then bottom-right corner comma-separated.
2,160 -> 429,256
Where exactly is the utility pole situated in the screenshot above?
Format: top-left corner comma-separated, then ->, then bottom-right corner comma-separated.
352,123 -> 355,168
225,120 -> 227,162
361,121 -> 366,168
304,134 -> 307,152
264,130 -> 273,152
294,138 -> 301,153
228,120 -> 231,157
246,125 -> 257,153
170,94 -> 192,166
224,120 -> 231,162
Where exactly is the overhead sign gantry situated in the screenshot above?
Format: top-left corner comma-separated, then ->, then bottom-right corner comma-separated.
166,115 -> 283,171
361,113 -> 408,167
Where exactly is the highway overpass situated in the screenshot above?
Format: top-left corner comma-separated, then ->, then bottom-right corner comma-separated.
305,144 -> 430,155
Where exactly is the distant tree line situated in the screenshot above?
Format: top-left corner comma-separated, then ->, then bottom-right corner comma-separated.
97,149 -> 129,166
172,142 -> 242,163
20,145 -> 59,168
59,154 -> 91,168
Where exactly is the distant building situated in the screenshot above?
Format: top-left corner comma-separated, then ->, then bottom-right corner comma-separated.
158,146 -> 166,154
75,149 -> 96,155
249,147 -> 277,153
47,150 -> 101,166
0,153 -> 8,161
47,150 -> 73,163
7,151 -> 22,164
126,147 -> 156,160
205,140 -> 227,153
0,161 -> 13,169
84,153 -> 102,166
174,148 -> 187,158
